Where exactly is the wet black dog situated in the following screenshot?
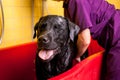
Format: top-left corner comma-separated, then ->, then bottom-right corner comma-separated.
33,15 -> 85,80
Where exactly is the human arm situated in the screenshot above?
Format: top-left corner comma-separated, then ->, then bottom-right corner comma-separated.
75,28 -> 91,62
63,0 -> 92,61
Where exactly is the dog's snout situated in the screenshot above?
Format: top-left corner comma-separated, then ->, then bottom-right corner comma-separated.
42,37 -> 49,43
38,36 -> 50,44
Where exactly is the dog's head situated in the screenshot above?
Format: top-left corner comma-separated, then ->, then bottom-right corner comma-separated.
33,15 -> 80,62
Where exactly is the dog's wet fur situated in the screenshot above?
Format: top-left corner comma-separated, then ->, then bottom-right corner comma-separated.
33,15 -> 87,80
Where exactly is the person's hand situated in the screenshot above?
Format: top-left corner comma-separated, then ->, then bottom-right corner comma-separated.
72,58 -> 80,66
75,57 -> 81,62
72,57 -> 81,66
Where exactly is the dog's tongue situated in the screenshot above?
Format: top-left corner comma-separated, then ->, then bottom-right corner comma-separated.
38,50 -> 54,60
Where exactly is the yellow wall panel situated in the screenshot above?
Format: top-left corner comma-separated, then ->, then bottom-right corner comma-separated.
2,0 -> 32,7
0,0 -> 34,48
34,0 -> 42,23
0,0 -> 42,48
3,7 -> 32,18
107,0 -> 120,9
42,0 -> 63,16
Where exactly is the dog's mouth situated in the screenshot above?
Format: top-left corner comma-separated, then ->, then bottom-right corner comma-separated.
38,48 -> 58,61
38,50 -> 54,60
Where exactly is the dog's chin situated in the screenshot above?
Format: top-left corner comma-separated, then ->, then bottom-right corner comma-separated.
38,48 -> 58,62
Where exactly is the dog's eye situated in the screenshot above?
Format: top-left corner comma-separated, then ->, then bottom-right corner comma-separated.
54,25 -> 64,33
54,24 -> 61,29
54,25 -> 58,29
39,24 -> 47,31
41,24 -> 47,28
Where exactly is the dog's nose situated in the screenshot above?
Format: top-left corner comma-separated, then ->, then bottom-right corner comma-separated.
38,36 -> 50,44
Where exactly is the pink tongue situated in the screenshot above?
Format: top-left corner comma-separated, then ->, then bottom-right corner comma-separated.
38,50 -> 54,60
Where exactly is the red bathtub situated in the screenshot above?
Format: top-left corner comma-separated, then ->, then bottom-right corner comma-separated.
0,42 -> 103,80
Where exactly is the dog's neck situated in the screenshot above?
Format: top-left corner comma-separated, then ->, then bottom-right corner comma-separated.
51,39 -> 74,72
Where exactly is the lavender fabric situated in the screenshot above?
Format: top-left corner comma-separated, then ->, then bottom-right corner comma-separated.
63,0 -> 120,80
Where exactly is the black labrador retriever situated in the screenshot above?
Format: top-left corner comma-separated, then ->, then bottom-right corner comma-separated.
33,15 -> 87,80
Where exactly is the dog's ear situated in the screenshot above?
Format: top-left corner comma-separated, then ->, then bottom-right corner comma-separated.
33,17 -> 43,39
66,19 -> 80,42
33,22 -> 39,39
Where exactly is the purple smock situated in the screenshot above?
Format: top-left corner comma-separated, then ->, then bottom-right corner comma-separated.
63,0 -> 120,80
